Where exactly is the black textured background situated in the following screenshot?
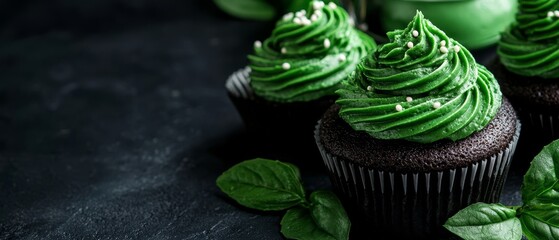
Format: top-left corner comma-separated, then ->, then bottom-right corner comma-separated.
0,1 -> 524,239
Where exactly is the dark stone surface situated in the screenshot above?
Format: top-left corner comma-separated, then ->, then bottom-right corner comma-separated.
0,1 -> 523,239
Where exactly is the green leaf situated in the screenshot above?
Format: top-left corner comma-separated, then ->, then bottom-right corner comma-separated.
310,191 -> 351,240
283,0 -> 341,13
280,191 -> 350,240
520,204 -> 559,240
216,158 -> 306,211
281,207 -> 336,240
443,203 -> 522,240
213,0 -> 276,21
284,0 -> 313,13
522,139 -> 559,205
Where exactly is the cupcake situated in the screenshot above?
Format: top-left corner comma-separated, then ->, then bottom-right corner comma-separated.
314,11 -> 520,239
225,1 -> 376,161
489,0 -> 559,169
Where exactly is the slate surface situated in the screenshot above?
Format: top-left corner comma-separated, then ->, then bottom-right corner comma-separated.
0,1 -> 526,239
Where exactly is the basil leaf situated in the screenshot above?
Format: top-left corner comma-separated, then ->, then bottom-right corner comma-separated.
310,190 -> 351,240
216,158 -> 306,211
520,204 -> 559,240
281,207 -> 336,240
213,0 -> 276,21
280,190 -> 350,240
443,203 -> 522,240
522,139 -> 559,205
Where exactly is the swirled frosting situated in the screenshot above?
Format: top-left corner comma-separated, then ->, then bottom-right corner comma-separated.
498,0 -> 559,78
248,1 -> 376,102
336,11 -> 502,144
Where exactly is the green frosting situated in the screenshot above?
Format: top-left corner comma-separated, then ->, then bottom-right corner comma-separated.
336,11 -> 502,144
498,0 -> 559,78
248,1 -> 376,102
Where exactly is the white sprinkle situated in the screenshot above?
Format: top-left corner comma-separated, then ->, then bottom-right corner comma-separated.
254,40 -> 262,48
302,18 -> 312,26
440,40 -> 446,46
433,102 -> 441,109
314,10 -> 322,16
406,96 -> 413,102
281,47 -> 287,54
296,10 -> 306,18
349,18 -> 355,27
407,41 -> 414,48
440,46 -> 449,54
324,39 -> 331,48
283,12 -> 294,21
555,10 -> 559,17
294,17 -> 302,25
367,85 -> 373,91
412,30 -> 419,37
338,54 -> 346,62
311,14 -> 319,21
548,11 -> 554,18
395,104 -> 403,112
282,62 -> 291,70
313,1 -> 325,10
328,2 -> 337,9
454,45 -> 461,52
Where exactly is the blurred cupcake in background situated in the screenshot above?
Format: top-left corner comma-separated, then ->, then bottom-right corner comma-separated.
226,1 -> 376,162
489,0 -> 559,170
315,11 -> 520,239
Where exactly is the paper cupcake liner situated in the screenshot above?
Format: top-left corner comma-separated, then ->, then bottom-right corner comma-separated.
522,111 -> 559,141
314,120 -> 521,238
224,67 -> 335,163
225,66 -> 254,100
224,66 -> 334,135
507,109 -> 559,170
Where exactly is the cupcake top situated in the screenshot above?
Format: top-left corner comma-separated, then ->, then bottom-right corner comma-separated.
336,11 -> 502,144
498,0 -> 559,78
248,1 -> 376,102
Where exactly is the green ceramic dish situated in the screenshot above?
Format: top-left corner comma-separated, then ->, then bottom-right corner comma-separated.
379,0 -> 517,49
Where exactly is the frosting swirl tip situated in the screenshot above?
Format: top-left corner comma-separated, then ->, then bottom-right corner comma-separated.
497,0 -> 559,78
248,1 -> 376,102
336,11 -> 502,143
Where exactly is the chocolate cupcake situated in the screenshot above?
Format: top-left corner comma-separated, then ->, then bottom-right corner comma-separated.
226,1 -> 376,159
489,0 -> 559,169
315,11 -> 520,239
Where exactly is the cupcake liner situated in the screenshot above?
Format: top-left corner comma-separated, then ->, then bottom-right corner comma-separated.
225,66 -> 334,136
507,108 -> 559,170
225,67 -> 335,163
225,66 -> 254,100
314,120 -> 521,238
523,110 -> 559,140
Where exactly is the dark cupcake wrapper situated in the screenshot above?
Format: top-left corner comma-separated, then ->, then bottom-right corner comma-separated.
507,108 -> 559,170
225,66 -> 253,100
225,67 -> 335,163
522,110 -> 559,140
314,120 -> 521,238
224,66 -> 334,134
